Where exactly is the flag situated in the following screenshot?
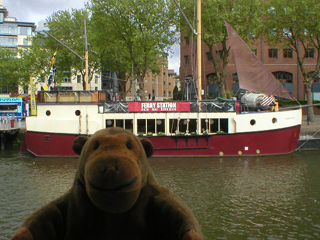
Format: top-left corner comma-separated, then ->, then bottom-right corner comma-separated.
50,50 -> 57,68
44,50 -> 57,91
261,95 -> 276,106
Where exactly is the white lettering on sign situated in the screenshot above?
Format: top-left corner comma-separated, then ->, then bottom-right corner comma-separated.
0,98 -> 23,102
140,102 -> 177,112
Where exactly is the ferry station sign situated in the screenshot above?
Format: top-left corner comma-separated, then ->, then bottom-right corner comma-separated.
128,101 -> 190,112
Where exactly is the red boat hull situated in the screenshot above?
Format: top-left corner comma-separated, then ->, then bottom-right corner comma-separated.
24,125 -> 301,157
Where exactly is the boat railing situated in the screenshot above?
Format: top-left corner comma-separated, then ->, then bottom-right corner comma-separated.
37,90 -> 110,103
102,100 -> 236,113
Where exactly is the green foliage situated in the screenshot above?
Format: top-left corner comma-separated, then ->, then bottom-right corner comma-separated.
173,85 -> 184,100
89,0 -> 178,99
0,48 -> 30,92
263,0 -> 320,120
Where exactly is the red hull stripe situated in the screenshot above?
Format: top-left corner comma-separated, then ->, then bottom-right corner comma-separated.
24,125 -> 301,157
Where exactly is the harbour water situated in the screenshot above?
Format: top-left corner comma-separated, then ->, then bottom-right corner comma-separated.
1,146 -> 320,239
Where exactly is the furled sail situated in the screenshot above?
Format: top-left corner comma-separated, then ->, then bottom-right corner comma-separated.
225,21 -> 293,99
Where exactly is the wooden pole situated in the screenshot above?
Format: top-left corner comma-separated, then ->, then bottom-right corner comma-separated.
84,20 -> 89,90
197,0 -> 202,101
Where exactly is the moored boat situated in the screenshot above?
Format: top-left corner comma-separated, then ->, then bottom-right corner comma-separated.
23,90 -> 301,157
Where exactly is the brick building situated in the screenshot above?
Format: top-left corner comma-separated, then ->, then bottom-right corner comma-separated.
180,34 -> 320,101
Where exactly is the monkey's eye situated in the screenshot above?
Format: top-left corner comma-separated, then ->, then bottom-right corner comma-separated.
93,141 -> 100,150
126,142 -> 133,150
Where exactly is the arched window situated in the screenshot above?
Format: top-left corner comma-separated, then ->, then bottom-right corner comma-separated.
272,71 -> 293,83
232,73 -> 239,84
206,73 -> 217,85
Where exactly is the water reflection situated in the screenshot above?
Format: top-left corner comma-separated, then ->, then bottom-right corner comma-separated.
1,147 -> 320,240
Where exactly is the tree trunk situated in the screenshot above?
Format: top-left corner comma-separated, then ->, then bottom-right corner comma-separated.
305,82 -> 315,122
219,82 -> 226,99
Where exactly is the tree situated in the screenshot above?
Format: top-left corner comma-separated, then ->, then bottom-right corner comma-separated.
180,0 -> 263,98
89,0 -> 178,100
263,0 -> 320,122
27,8 -> 100,90
0,48 -> 30,93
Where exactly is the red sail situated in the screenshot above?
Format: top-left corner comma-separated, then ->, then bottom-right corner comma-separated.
225,21 -> 293,99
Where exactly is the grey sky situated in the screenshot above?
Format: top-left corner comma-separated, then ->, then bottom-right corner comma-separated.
2,0 -> 180,73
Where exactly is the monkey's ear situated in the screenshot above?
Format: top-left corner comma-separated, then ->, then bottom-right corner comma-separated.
72,136 -> 89,155
139,138 -> 154,158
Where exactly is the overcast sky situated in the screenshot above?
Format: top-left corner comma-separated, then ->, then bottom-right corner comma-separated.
3,0 -> 180,73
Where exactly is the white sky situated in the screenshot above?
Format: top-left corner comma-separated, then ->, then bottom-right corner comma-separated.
2,0 -> 180,74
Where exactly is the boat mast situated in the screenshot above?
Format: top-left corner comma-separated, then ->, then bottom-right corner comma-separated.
197,0 -> 202,101
84,19 -> 89,90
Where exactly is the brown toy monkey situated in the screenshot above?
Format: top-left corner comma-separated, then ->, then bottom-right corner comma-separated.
12,128 -> 202,240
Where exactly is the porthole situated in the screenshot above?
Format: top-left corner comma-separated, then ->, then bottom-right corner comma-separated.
250,119 -> 256,126
46,110 -> 51,116
272,118 -> 277,124
256,149 -> 261,154
75,110 -> 81,116
219,151 -> 224,156
238,150 -> 243,155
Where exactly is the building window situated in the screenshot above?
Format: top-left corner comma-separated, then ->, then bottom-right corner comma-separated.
18,27 -> 32,35
64,77 -> 71,83
184,36 -> 190,45
252,49 -> 257,55
269,49 -> 278,58
232,73 -> 239,84
272,71 -> 293,83
305,48 -> 315,58
284,49 -> 293,58
163,91 -> 166,97
95,75 -> 98,84
77,75 -> 81,83
216,50 -> 223,60
206,73 -> 217,85
168,91 -> 172,97
23,38 -> 29,46
163,81 -> 166,85
206,52 -> 213,61
184,55 -> 189,64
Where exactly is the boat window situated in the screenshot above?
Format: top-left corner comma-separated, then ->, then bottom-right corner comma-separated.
169,118 -> 197,134
137,119 -> 165,135
189,119 -> 197,133
105,119 -> 133,132
46,110 -> 51,116
201,118 -> 228,133
125,119 -> 133,132
220,118 -> 228,133
156,119 -> 165,133
75,110 -> 81,116
116,119 -> 124,128
169,119 -> 177,133
147,119 -> 155,134
179,119 -> 188,133
0,104 -> 18,112
201,119 -> 209,133
106,119 -> 114,128
137,119 -> 146,134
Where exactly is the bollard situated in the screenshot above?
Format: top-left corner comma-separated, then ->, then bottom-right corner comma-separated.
10,119 -> 15,128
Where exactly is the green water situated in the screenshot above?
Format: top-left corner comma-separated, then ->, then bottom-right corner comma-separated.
1,146 -> 320,239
